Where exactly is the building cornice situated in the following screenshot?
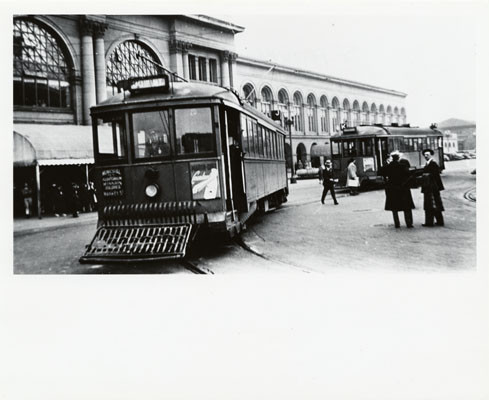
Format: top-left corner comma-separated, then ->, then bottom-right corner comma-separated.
182,15 -> 245,33
237,56 -> 407,98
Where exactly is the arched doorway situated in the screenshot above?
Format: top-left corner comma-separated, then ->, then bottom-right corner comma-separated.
296,143 -> 307,169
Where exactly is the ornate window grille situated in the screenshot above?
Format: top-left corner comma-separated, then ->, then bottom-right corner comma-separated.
106,40 -> 161,96
13,18 -> 72,109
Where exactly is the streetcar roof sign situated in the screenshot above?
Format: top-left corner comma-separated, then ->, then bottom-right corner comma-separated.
335,124 -> 442,138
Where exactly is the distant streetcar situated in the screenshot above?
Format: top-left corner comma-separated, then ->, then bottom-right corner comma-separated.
80,74 -> 288,263
330,124 -> 445,189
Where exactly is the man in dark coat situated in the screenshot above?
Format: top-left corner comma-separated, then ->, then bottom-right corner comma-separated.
380,151 -> 415,228
320,159 -> 339,205
421,149 -> 445,226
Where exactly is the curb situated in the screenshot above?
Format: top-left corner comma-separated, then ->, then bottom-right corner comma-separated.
14,216 -> 98,237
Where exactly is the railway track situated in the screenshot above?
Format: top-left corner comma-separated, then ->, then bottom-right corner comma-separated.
464,187 -> 476,202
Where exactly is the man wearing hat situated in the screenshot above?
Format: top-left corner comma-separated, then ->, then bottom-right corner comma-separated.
380,150 -> 415,228
421,149 -> 445,227
320,159 -> 339,205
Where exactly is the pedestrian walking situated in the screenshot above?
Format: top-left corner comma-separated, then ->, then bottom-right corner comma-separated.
319,159 -> 339,205
346,158 -> 359,195
380,151 -> 415,228
21,182 -> 33,218
420,149 -> 445,227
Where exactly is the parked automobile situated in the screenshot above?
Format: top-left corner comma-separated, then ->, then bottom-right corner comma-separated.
296,168 -> 320,179
450,153 -> 465,161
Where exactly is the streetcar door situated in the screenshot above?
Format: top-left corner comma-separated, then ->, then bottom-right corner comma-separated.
375,137 -> 388,169
226,109 -> 247,212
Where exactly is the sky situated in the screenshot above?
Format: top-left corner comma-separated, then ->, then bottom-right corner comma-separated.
218,3 -> 479,127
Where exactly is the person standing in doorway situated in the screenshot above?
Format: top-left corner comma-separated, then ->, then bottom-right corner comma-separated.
320,159 -> 339,205
346,158 -> 359,195
380,151 -> 415,228
421,149 -> 445,227
21,182 -> 33,218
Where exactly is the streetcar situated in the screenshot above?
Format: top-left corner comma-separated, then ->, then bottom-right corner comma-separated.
80,74 -> 288,263
330,124 -> 445,189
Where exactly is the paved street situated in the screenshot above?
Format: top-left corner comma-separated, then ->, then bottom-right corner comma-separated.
13,159 -> 476,274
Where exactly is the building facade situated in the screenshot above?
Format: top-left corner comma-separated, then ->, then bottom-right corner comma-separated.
13,14 -> 407,216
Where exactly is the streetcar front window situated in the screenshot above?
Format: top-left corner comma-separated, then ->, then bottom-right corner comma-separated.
132,110 -> 171,159
175,107 -> 214,155
95,116 -> 126,162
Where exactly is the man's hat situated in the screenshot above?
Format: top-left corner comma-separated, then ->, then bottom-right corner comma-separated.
325,159 -> 332,164
422,149 -> 434,155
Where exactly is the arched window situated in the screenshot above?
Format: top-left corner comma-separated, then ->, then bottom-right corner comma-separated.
293,92 -> 303,132
331,97 -> 340,132
261,86 -> 273,117
242,83 -> 257,108
106,40 -> 161,96
13,18 -> 73,109
352,100 -> 360,126
400,107 -> 406,124
306,94 -> 317,132
393,107 -> 399,123
386,105 -> 392,125
361,101 -> 369,125
379,105 -> 385,124
342,99 -> 351,127
278,89 -> 289,127
319,96 -> 328,132
370,103 -> 377,124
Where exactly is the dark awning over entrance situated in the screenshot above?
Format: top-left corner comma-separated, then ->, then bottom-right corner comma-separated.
13,123 -> 94,167
310,144 -> 330,157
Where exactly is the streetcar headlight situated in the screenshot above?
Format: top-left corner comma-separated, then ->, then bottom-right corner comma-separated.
145,184 -> 159,198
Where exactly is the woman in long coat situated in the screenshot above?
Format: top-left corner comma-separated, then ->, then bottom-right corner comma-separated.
380,151 -> 415,228
346,158 -> 359,195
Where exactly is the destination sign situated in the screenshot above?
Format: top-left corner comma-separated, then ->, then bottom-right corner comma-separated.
101,168 -> 124,198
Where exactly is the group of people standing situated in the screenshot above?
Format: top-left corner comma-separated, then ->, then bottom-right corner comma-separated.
318,149 -> 445,229
381,148 -> 444,228
17,181 -> 97,219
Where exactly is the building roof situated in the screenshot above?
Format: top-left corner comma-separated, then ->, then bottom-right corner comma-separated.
237,56 -> 407,98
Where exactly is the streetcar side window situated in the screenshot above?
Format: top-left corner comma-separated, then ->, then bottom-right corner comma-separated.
331,141 -> 340,157
95,116 -> 126,161
241,114 -> 249,155
175,107 -> 215,155
132,110 -> 171,159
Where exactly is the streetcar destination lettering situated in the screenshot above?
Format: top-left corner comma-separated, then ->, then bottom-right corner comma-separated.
101,168 -> 124,197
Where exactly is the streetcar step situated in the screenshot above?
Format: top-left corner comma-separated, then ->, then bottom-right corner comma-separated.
79,224 -> 194,263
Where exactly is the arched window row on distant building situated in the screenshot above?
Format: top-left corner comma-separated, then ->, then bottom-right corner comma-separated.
240,82 -> 406,134
13,17 -> 73,109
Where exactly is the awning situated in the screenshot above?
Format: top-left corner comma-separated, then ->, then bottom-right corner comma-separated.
13,123 -> 94,167
310,144 -> 330,157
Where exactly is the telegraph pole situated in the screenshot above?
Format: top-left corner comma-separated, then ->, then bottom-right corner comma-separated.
285,117 -> 297,184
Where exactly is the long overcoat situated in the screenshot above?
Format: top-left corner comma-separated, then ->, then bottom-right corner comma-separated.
381,160 -> 415,211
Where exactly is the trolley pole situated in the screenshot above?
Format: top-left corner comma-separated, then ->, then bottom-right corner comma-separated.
285,117 -> 297,184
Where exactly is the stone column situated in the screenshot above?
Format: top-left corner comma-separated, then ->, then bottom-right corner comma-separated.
220,51 -> 230,88
229,52 -> 238,89
170,39 -> 189,79
182,42 -> 192,81
93,22 -> 108,104
80,19 -> 97,125
204,58 -> 210,82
